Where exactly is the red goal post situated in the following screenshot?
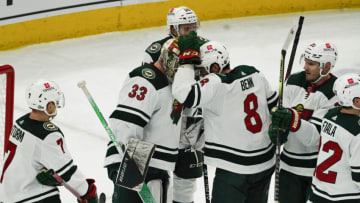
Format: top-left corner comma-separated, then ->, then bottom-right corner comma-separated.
0,65 -> 14,159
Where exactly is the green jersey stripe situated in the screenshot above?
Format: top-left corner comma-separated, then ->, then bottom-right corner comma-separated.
110,110 -> 148,127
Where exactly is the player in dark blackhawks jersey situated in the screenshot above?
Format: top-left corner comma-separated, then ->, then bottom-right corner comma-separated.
268,41 -> 338,203
269,73 -> 360,202
142,6 -> 208,203
172,32 -> 279,203
104,36 -> 191,202
0,80 -> 98,203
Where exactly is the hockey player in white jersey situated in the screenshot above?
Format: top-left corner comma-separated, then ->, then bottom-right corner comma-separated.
104,38 -> 185,203
142,6 -> 206,203
172,32 -> 279,203
269,73 -> 360,202
268,41 -> 338,203
143,6 -> 198,65
0,80 -> 98,203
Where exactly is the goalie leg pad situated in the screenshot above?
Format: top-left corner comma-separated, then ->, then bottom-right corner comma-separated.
173,174 -> 197,202
146,168 -> 170,203
115,138 -> 155,191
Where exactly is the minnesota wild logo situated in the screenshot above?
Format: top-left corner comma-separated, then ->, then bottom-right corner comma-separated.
142,68 -> 156,79
146,43 -> 161,54
170,99 -> 183,125
294,104 -> 313,120
43,122 -> 58,131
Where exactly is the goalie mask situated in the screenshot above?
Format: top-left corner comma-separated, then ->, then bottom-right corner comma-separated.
167,6 -> 198,37
301,42 -> 338,82
198,41 -> 230,74
158,38 -> 180,83
333,73 -> 360,110
26,80 -> 65,116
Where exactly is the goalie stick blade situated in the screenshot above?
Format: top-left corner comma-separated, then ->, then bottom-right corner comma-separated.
115,152 -> 145,191
99,193 -> 106,203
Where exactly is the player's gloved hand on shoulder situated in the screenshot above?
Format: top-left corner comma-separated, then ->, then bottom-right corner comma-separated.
268,107 -> 301,144
78,179 -> 98,203
36,168 -> 61,186
177,31 -> 201,65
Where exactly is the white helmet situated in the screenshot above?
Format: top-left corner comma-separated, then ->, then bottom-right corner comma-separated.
333,73 -> 360,110
167,6 -> 198,37
26,80 -> 65,116
158,38 -> 180,83
199,41 -> 230,74
302,42 -> 338,76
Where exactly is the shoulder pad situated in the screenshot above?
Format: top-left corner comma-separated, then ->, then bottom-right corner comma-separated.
325,107 -> 360,136
129,64 -> 169,90
316,74 -> 337,100
16,114 -> 63,140
145,36 -> 172,62
217,65 -> 259,83
286,71 -> 306,86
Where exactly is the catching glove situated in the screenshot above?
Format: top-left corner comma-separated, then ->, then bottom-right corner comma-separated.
177,31 -> 201,65
36,169 -> 61,186
79,179 -> 98,203
268,107 -> 301,144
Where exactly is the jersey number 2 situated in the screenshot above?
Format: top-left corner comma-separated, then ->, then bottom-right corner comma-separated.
244,93 -> 262,133
0,141 -> 17,183
315,140 -> 343,184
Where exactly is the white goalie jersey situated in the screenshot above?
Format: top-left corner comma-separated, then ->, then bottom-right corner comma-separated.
105,63 -> 181,171
0,114 -> 88,203
173,65 -> 278,174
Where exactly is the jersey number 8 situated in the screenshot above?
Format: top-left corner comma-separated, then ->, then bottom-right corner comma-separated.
244,93 -> 262,133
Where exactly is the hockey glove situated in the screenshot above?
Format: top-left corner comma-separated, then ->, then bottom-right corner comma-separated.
177,31 -> 201,65
268,107 -> 301,144
78,179 -> 98,203
36,169 -> 61,186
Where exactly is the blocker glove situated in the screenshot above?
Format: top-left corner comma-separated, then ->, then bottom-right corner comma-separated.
36,169 -> 61,186
177,31 -> 201,65
79,179 -> 98,203
268,107 -> 301,144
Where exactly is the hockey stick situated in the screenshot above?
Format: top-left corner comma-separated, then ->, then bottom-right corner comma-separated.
285,16 -> 305,81
52,172 -> 82,201
77,81 -> 156,203
203,164 -> 210,203
52,171 -> 106,203
274,16 -> 304,203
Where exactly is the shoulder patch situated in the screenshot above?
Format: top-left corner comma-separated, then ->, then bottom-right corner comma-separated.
43,122 -> 59,131
146,42 -> 161,54
130,64 -> 169,90
141,68 -> 156,80
16,114 -> 63,140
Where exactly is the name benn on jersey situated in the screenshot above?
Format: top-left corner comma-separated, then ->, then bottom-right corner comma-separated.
322,120 -> 337,137
240,77 -> 254,91
11,125 -> 25,143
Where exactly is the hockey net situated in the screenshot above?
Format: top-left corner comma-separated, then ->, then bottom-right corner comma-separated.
0,65 -> 14,167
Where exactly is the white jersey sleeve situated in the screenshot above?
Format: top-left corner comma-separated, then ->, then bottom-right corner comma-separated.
290,108 -> 328,146
349,134 -> 360,186
40,131 -> 88,196
172,65 -> 224,108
